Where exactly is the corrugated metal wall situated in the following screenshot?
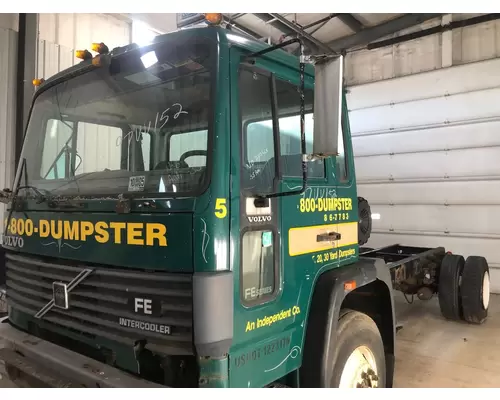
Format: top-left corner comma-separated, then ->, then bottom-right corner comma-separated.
37,14 -> 131,78
345,15 -> 500,86
344,17 -> 500,293
349,57 -> 500,293
38,13 -> 131,54
0,27 -> 17,232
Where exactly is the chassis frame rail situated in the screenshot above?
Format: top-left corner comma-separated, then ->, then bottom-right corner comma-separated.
361,244 -> 446,294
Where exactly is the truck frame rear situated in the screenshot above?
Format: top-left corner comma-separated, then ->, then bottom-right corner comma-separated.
361,244 -> 490,324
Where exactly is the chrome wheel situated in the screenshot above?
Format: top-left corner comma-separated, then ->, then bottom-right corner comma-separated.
339,345 -> 379,388
482,271 -> 490,310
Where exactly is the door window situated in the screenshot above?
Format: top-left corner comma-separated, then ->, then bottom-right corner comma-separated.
241,230 -> 276,305
239,67 -> 276,194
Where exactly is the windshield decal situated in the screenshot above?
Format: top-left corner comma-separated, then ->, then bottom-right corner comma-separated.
128,175 -> 146,192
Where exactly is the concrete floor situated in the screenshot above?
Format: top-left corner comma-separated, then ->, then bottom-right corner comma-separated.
1,294 -> 500,388
393,292 -> 500,388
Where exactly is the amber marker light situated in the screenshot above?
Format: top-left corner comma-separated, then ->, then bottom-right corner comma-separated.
75,49 -> 92,60
32,78 -> 45,87
91,42 -> 109,55
204,13 -> 223,25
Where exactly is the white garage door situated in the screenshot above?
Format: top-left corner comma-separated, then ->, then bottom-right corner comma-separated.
348,58 -> 500,293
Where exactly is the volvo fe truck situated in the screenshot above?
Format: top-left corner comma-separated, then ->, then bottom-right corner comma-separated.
0,17 -> 491,388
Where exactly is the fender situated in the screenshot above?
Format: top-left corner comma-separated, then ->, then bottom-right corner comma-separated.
300,257 -> 395,388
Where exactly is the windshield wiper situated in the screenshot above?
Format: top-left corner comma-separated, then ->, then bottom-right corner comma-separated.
17,186 -> 50,204
2,158 -> 51,206
0,158 -> 71,209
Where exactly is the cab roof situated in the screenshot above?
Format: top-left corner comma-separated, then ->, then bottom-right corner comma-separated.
36,26 -> 314,92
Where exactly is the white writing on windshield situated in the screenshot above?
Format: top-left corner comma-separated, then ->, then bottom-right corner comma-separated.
116,103 -> 188,147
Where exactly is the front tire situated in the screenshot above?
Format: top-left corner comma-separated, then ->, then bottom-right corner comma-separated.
330,310 -> 386,388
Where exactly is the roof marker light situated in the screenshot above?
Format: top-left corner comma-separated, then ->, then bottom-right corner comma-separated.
75,49 -> 92,60
32,78 -> 45,87
91,42 -> 109,55
204,13 -> 223,25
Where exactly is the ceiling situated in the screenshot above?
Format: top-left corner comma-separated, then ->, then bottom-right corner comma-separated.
219,13 -> 444,54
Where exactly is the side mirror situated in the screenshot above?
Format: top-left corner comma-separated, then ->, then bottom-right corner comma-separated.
313,55 -> 343,157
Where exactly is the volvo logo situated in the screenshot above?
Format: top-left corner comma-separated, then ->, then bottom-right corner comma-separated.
53,282 -> 69,309
0,234 -> 24,248
247,215 -> 272,223
35,268 -> 94,319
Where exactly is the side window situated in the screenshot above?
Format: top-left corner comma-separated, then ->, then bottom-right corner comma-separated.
275,79 -> 325,178
76,122 -> 122,174
336,115 -> 349,182
246,121 -> 273,165
239,67 -> 275,193
241,230 -> 275,305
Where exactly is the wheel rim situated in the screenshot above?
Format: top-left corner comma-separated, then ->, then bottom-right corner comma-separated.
339,346 -> 378,388
482,271 -> 490,310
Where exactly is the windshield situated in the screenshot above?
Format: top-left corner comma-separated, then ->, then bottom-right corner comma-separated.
19,34 -> 216,199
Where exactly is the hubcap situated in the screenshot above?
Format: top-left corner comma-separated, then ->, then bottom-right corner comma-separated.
339,346 -> 378,388
482,271 -> 490,310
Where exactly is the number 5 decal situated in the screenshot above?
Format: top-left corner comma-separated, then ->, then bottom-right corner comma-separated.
215,198 -> 227,219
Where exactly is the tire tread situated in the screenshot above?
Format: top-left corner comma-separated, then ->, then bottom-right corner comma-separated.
461,256 -> 489,324
438,254 -> 465,321
357,197 -> 372,246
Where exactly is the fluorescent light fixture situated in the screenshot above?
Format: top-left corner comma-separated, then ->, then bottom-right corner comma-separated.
132,20 -> 157,47
371,213 -> 381,220
140,51 -> 158,69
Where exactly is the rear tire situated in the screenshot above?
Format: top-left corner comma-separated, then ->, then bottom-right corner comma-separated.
330,310 -> 386,388
460,256 -> 490,324
438,254 -> 465,321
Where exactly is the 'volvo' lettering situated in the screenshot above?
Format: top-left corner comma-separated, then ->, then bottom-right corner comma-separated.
0,234 -> 24,248
247,215 -> 272,223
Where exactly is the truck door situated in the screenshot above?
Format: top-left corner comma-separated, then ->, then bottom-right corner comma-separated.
228,48 -> 292,387
228,47 -> 357,388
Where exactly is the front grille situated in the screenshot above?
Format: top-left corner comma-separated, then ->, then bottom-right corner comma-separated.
5,252 -> 193,355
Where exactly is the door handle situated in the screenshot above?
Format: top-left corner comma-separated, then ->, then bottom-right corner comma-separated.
316,232 -> 341,242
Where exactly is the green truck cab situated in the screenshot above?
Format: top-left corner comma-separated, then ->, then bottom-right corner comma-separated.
0,24 -> 397,388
